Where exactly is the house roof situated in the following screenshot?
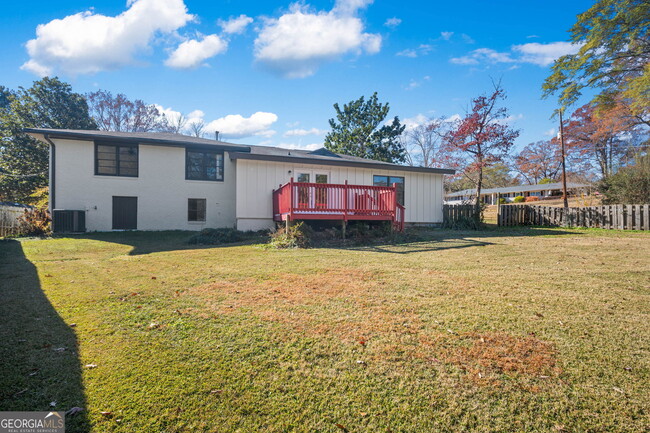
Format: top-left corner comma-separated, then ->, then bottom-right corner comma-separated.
25,128 -> 456,175
445,182 -> 590,198
24,128 -> 251,152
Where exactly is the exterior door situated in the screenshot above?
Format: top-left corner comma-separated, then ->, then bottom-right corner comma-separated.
314,173 -> 328,207
112,196 -> 137,230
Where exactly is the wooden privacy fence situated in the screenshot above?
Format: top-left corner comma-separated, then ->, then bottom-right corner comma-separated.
0,205 -> 26,237
443,204 -> 480,225
498,204 -> 650,230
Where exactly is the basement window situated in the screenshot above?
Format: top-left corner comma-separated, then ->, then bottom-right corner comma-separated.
188,198 -> 206,222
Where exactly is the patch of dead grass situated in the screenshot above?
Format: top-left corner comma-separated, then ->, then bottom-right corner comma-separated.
183,269 -> 560,385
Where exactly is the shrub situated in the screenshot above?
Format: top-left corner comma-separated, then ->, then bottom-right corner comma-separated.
498,197 -> 507,205
443,214 -> 482,230
346,221 -> 392,240
18,207 -> 51,236
188,228 -> 248,245
513,196 -> 526,203
267,222 -> 311,249
599,155 -> 650,204
525,196 -> 540,202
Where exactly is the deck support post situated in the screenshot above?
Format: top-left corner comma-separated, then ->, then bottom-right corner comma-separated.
342,220 -> 347,239
285,216 -> 291,232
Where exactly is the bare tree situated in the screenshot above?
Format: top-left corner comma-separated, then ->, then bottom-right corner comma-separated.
403,118 -> 451,168
188,120 -> 206,138
87,90 -> 172,132
165,112 -> 187,134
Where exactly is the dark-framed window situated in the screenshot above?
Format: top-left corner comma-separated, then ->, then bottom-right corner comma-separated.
373,175 -> 405,205
188,198 -> 207,222
185,149 -> 224,181
95,142 -> 138,177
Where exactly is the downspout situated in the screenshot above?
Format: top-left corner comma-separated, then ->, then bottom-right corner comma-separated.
43,134 -> 56,211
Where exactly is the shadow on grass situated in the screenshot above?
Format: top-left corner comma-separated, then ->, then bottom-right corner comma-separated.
54,230 -> 266,256
320,226 -> 582,255
0,240 -> 89,432
48,226 -> 581,257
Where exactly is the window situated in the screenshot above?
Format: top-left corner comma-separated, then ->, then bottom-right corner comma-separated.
95,143 -> 138,177
373,175 -> 405,205
186,149 -> 224,181
188,198 -> 206,222
297,173 -> 310,182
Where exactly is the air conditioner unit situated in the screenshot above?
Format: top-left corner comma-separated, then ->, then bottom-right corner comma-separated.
52,210 -> 86,233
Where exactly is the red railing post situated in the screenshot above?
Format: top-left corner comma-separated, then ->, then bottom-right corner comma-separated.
344,180 -> 348,221
392,182 -> 398,228
289,177 -> 295,222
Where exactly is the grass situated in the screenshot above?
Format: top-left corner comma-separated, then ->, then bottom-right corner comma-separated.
1,227 -> 649,432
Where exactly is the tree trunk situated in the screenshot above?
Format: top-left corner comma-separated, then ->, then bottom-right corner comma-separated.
475,157 -> 483,224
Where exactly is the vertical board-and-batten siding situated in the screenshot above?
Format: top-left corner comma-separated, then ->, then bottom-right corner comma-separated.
235,159 -> 444,230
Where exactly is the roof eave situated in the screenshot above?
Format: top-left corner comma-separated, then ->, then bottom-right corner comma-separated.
230,152 -> 455,175
23,128 -> 251,152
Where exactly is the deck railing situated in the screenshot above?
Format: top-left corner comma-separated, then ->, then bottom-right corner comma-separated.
273,179 -> 405,230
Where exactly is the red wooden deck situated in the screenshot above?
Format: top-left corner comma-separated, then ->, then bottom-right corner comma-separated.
272,179 -> 405,231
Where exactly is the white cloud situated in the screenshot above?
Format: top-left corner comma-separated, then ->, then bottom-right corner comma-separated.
512,42 -> 581,66
402,114 -> 429,130
384,17 -> 401,28
22,0 -> 194,76
497,113 -> 524,125
165,34 -> 227,69
440,31 -> 454,41
451,41 -> 582,67
253,0 -> 381,78
204,112 -> 279,139
404,75 -> 431,91
278,142 -> 322,151
284,128 -> 326,137
544,128 -> 556,137
187,109 -> 204,119
461,33 -> 475,44
218,15 -> 253,35
396,44 -> 433,58
450,48 -> 515,65
154,105 -> 205,126
402,113 -> 460,131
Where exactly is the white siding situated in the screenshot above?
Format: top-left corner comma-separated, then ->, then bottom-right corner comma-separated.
52,138 -> 236,232
235,159 -> 444,230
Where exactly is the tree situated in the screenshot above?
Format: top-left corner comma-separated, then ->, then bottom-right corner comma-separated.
599,154 -> 650,204
513,140 -> 562,184
403,117 -> 451,168
542,0 -> 649,124
324,92 -> 406,163
446,163 -> 517,193
188,120 -> 206,138
87,90 -> 172,132
563,103 -> 640,178
444,83 -> 520,213
0,77 -> 96,202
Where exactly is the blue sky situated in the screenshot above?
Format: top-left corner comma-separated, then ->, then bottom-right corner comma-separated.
0,0 -> 594,152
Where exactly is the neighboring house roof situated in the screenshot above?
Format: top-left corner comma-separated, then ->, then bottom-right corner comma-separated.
25,128 -> 455,175
445,182 -> 590,198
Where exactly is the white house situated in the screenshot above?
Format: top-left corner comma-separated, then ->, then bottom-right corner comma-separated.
26,128 -> 454,232
444,182 -> 590,205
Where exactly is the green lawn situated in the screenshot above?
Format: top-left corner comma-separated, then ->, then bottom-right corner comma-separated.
1,228 -> 649,432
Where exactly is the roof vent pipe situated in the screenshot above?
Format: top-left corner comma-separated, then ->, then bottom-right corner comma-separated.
215,131 -> 220,141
